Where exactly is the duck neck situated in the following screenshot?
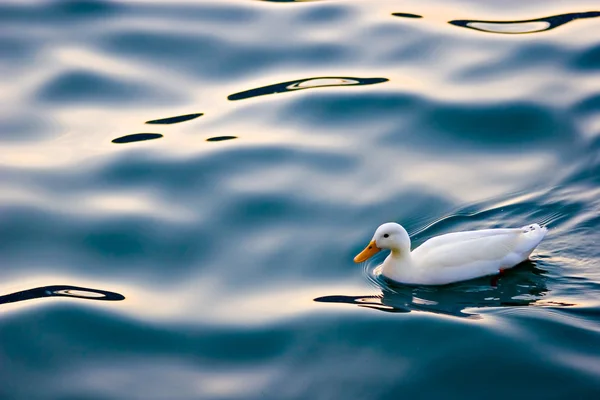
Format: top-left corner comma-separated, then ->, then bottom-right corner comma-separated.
382,247 -> 416,283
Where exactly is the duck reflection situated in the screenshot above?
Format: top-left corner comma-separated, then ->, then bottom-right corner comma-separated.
315,262 -> 561,319
0,285 -> 125,306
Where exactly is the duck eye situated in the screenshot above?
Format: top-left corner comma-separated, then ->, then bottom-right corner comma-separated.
383,234 -> 389,238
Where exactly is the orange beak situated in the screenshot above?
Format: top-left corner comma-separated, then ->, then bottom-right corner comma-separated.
353,240 -> 381,263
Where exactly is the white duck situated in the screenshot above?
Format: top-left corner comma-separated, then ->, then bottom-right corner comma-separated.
354,222 -> 547,285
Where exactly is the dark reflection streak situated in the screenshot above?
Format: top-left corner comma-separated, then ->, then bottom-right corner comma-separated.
449,11 -> 600,34
145,113 -> 203,125
206,136 -> 237,142
391,13 -> 423,19
228,76 -> 388,101
112,133 -> 163,144
0,285 -> 125,305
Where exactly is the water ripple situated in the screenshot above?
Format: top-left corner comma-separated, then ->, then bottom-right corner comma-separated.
36,70 -> 176,105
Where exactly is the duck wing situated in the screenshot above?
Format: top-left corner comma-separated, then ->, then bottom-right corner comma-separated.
412,224 -> 547,270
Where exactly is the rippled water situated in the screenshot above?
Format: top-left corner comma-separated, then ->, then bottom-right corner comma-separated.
2,0 -> 600,398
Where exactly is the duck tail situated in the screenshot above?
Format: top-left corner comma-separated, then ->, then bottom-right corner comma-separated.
518,223 -> 547,258
521,223 -> 547,235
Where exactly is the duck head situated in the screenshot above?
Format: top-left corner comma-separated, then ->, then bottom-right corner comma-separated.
354,222 -> 411,263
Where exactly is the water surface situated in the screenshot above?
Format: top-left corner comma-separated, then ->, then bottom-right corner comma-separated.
1,0 -> 600,399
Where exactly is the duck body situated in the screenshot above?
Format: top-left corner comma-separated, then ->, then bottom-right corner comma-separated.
354,223 -> 547,286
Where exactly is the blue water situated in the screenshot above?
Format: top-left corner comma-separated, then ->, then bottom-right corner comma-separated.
2,0 -> 600,398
